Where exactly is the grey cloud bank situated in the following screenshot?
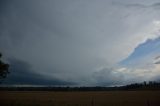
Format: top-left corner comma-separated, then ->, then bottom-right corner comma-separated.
1,0 -> 160,86
3,58 -> 75,86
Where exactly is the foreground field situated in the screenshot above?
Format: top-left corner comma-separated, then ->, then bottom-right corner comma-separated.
0,91 -> 160,106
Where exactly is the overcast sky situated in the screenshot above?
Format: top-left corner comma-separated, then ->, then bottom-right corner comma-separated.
0,0 -> 160,86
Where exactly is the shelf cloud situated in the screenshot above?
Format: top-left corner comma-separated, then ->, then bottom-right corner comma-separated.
1,0 -> 160,86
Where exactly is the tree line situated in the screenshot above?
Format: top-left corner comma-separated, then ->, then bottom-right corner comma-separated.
0,81 -> 160,91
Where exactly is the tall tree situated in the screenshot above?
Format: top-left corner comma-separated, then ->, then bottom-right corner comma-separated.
0,53 -> 9,82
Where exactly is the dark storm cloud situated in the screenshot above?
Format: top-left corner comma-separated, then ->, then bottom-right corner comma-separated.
1,0 -> 160,86
3,58 -> 75,85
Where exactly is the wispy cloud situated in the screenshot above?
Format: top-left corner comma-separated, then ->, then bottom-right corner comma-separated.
154,56 -> 160,64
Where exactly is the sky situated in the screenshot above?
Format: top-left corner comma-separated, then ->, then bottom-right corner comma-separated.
0,0 -> 160,86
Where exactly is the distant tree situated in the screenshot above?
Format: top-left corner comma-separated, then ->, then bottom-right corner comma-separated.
0,53 -> 9,83
144,81 -> 147,86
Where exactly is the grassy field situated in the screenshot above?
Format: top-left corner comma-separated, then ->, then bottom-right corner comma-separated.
0,91 -> 160,106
